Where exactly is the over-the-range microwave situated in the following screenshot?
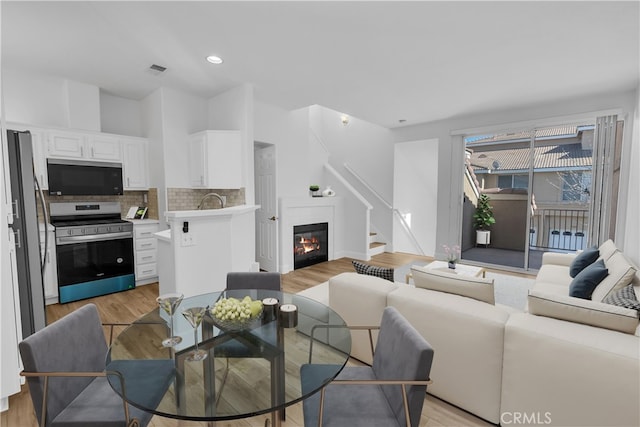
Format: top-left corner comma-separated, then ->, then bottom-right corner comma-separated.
47,158 -> 123,196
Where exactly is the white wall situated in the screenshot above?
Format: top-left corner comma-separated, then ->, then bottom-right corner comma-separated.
621,89 -> 640,265
0,64 -> 23,410
65,80 -> 100,131
161,87 -> 208,188
100,92 -> 144,137
392,89 -> 639,263
393,139 -> 439,256
254,100 -> 310,198
2,68 -> 70,127
309,106 -> 395,247
208,84 -> 254,202
141,89 -> 167,227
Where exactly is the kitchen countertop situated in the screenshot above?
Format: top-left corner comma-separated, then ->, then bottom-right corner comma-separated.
124,218 -> 160,224
164,204 -> 259,220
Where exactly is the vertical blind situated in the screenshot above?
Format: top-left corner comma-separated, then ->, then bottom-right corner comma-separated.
588,115 -> 617,246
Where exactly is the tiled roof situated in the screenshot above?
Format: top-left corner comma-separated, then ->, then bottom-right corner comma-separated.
466,125 -> 587,144
470,143 -> 592,172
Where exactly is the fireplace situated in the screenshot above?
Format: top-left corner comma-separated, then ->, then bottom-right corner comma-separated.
293,222 -> 328,269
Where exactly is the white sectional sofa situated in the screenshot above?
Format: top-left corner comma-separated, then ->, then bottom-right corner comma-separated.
298,241 -> 640,426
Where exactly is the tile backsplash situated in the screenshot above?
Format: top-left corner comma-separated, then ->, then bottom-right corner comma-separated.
37,188 -> 159,222
167,188 -> 245,211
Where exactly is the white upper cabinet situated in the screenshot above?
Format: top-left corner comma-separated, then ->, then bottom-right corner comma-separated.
47,130 -> 85,159
188,130 -> 242,189
122,137 -> 149,190
85,134 -> 121,161
47,130 -> 122,162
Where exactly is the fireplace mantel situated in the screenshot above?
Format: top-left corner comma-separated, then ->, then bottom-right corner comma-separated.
279,196 -> 343,273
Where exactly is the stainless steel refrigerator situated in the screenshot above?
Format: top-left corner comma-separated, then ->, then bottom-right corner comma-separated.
6,129 -> 47,337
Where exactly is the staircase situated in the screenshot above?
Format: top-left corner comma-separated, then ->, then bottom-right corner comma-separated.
368,232 -> 387,256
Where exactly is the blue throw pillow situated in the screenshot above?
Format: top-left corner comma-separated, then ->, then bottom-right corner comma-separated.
569,246 -> 600,278
569,259 -> 609,299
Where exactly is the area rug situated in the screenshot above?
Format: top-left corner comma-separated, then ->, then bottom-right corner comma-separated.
394,263 -> 535,311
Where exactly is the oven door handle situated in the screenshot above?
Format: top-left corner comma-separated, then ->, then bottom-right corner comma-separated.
56,232 -> 133,245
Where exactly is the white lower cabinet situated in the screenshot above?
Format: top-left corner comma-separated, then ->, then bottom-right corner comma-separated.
132,222 -> 159,285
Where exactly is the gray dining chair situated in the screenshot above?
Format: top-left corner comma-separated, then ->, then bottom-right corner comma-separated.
226,271 -> 282,291
19,303 -> 172,427
300,306 -> 434,427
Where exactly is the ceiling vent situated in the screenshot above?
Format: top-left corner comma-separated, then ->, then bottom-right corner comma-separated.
147,64 -> 167,76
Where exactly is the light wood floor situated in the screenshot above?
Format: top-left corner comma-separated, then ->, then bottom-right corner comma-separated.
2,253 -> 498,427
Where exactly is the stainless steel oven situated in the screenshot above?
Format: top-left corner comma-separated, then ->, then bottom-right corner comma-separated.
50,202 -> 134,303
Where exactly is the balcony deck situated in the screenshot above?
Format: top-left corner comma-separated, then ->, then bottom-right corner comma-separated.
462,247 -> 546,271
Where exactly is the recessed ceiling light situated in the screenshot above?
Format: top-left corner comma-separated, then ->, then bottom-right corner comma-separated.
206,55 -> 223,64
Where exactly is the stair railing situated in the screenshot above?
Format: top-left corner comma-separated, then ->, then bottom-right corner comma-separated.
324,163 -> 372,209
343,163 -> 393,210
392,209 -> 426,256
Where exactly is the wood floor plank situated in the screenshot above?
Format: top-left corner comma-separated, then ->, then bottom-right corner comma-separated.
4,252 -> 497,427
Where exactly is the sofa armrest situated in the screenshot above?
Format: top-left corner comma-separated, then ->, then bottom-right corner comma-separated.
329,272 -> 398,364
541,252 -> 576,267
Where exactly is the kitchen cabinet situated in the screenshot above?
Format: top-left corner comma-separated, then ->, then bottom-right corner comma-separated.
48,130 -> 121,162
131,221 -> 159,285
122,137 -> 149,190
39,225 -> 58,305
189,130 -> 242,189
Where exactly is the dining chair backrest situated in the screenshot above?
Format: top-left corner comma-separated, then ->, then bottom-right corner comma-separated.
372,307 -> 434,427
18,304 -> 108,426
226,272 -> 281,291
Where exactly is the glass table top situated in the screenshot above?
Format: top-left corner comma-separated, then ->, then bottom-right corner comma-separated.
106,289 -> 351,422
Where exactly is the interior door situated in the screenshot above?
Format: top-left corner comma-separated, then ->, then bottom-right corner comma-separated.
254,144 -> 278,272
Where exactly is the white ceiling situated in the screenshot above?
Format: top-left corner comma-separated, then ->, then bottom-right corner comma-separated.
2,1 -> 639,128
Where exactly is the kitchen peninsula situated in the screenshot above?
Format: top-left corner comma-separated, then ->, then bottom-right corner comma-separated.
155,205 -> 260,297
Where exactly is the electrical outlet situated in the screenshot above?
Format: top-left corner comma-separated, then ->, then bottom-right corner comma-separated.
180,233 -> 195,247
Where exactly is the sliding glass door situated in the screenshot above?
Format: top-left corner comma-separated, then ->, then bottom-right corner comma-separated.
461,121 -> 599,271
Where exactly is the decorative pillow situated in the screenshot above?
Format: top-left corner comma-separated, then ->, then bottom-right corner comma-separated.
410,265 -> 495,304
591,252 -> 637,302
603,284 -> 640,313
528,290 -> 639,334
569,246 -> 599,278
569,259 -> 608,299
352,260 -> 394,282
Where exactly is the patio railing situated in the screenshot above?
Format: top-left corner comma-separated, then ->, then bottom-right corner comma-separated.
529,208 -> 589,252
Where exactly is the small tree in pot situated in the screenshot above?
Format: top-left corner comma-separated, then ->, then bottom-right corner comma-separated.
473,194 -> 495,246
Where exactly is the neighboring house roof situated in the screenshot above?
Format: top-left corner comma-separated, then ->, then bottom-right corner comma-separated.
470,143 -> 592,173
465,125 -> 592,144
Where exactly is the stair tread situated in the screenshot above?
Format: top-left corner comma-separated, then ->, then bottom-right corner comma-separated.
369,242 -> 385,249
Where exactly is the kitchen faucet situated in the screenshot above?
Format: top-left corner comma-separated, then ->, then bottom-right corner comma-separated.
197,192 -> 226,209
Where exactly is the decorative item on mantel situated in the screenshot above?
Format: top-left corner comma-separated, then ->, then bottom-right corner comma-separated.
309,185 -> 321,197
322,186 -> 335,197
443,244 -> 461,269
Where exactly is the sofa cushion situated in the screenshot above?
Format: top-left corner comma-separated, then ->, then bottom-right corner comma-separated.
598,239 -> 618,261
528,289 -> 639,334
410,265 -> 495,304
569,246 -> 599,278
352,260 -> 394,282
535,264 -> 572,288
603,283 -> 640,312
568,259 -> 608,299
591,251 -> 637,302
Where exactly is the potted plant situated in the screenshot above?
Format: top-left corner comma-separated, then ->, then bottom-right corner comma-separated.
309,184 -> 321,197
473,194 -> 495,246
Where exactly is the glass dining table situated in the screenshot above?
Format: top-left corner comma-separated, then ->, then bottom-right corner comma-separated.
105,289 -> 352,426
